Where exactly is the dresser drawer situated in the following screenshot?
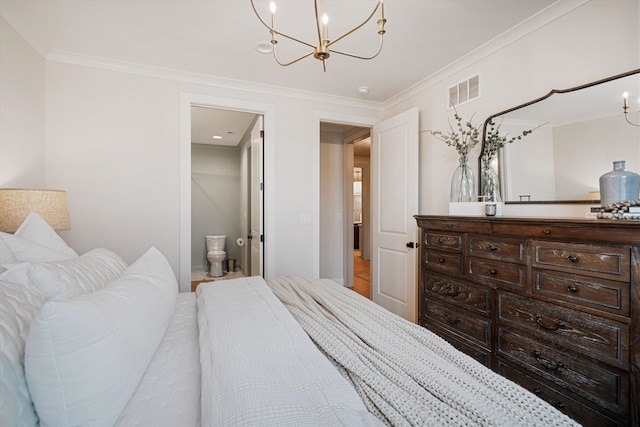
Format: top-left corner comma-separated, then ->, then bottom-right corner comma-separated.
424,273 -> 490,314
425,250 -> 463,275
424,299 -> 491,348
467,258 -> 526,290
532,268 -> 630,316
497,327 -> 628,415
424,231 -> 463,252
426,322 -> 492,368
497,292 -> 629,367
420,219 -> 491,234
531,240 -> 630,282
467,235 -> 526,263
498,361 -> 622,427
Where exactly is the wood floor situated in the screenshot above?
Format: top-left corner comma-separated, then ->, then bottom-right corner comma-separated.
350,249 -> 371,299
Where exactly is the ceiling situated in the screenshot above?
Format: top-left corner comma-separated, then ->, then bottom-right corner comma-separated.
0,0 -> 560,148
1,0 -> 559,103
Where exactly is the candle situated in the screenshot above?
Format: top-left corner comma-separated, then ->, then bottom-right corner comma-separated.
623,91 -> 629,109
322,13 -> 329,41
380,0 -> 384,19
269,1 -> 276,28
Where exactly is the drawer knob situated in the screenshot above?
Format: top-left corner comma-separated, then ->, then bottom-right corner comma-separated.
535,314 -> 565,332
533,388 -> 542,395
444,313 -> 460,325
567,285 -> 578,293
489,245 -> 498,251
438,238 -> 444,244
543,229 -> 551,235
488,269 -> 497,275
567,255 -> 578,263
533,350 -> 564,371
438,258 -> 445,263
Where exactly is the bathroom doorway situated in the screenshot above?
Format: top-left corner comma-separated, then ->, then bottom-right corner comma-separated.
190,106 -> 264,286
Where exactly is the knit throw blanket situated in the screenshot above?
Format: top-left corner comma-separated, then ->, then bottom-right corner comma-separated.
267,276 -> 580,427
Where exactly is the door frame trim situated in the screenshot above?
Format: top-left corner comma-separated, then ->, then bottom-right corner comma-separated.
179,93 -> 275,292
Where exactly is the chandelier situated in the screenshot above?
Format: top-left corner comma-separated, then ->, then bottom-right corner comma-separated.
250,0 -> 387,72
623,92 -> 640,127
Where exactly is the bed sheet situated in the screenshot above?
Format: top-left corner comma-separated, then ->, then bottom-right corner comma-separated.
115,292 -> 201,427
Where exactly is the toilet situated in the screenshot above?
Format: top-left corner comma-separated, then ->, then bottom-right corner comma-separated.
205,235 -> 227,277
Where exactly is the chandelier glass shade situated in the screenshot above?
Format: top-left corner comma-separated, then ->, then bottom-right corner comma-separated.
250,0 -> 387,72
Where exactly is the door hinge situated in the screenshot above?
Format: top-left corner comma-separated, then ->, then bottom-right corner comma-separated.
260,234 -> 264,242
260,182 -> 264,191
260,130 -> 264,138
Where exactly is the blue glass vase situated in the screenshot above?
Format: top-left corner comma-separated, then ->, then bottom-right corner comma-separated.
599,160 -> 640,206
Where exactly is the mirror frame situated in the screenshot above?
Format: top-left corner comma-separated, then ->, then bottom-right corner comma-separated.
479,68 -> 640,204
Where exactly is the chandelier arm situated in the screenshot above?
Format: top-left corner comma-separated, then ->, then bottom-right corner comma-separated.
331,37 -> 384,60
624,113 -> 640,127
250,0 -> 317,49
273,49 -> 316,67
326,1 -> 381,47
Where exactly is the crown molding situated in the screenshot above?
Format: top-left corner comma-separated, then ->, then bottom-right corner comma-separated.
45,50 -> 385,112
383,0 -> 590,109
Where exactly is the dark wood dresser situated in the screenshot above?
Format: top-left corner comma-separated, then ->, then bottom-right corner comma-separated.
414,215 -> 639,427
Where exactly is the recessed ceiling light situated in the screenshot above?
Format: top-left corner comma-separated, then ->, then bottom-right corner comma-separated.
213,135 -> 223,140
255,42 -> 272,54
357,86 -> 370,95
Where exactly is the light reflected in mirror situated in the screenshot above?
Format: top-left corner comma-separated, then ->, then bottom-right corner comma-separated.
481,69 -> 640,204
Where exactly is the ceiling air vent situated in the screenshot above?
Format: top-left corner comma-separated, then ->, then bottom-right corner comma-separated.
448,74 -> 480,108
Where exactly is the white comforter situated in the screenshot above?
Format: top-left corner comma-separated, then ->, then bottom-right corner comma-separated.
196,276 -> 383,427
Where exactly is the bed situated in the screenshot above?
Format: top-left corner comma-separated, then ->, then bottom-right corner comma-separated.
1,213 -> 580,427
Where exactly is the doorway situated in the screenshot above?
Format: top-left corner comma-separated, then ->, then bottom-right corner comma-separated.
319,121 -> 371,296
190,106 -> 259,285
179,94 -> 274,292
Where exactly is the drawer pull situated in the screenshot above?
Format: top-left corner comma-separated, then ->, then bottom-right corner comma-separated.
443,285 -> 461,297
533,388 -> 542,395
488,269 -> 497,275
567,255 -> 578,263
444,313 -> 460,325
567,285 -> 578,293
489,245 -> 498,251
555,402 -> 566,410
535,314 -> 565,331
447,224 -> 453,228
438,258 -> 445,263
438,238 -> 444,244
533,351 -> 564,371
542,229 -> 551,235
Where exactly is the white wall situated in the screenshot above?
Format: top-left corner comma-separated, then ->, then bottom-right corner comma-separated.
320,130 -> 346,284
0,16 -> 45,188
38,59 -> 382,282
384,0 -> 639,217
191,145 -> 242,272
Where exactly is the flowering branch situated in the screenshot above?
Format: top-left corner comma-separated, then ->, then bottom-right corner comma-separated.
426,111 -> 481,158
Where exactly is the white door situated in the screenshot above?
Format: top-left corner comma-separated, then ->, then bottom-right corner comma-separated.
250,117 -> 264,276
371,107 -> 419,322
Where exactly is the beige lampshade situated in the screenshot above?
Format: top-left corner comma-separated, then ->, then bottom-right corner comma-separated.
0,189 -> 70,233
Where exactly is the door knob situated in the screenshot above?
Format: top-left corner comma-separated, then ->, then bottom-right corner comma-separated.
406,242 -> 416,248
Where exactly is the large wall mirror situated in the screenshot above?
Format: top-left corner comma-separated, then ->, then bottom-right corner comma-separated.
480,69 -> 640,204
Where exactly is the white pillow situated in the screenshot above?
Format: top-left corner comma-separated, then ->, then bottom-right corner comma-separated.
15,212 -> 77,259
1,248 -> 128,301
0,212 -> 77,272
0,280 -> 45,427
25,247 -> 178,427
